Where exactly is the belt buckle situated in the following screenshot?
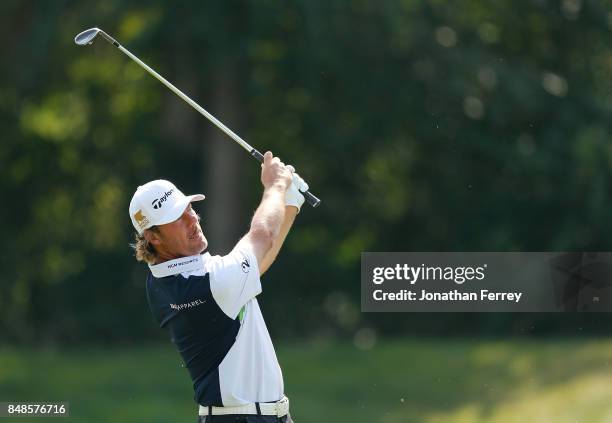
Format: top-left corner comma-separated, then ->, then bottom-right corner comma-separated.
276,397 -> 289,417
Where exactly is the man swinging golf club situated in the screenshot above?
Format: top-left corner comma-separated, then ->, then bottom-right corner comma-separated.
129,152 -> 306,422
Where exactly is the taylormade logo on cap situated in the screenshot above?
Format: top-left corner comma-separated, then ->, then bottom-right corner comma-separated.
129,180 -> 205,234
151,189 -> 174,209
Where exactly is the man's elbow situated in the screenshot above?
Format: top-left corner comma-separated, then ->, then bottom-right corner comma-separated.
249,225 -> 276,253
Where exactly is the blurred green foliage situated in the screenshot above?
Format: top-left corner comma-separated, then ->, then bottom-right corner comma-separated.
1,0 -> 612,343
3,339 -> 612,422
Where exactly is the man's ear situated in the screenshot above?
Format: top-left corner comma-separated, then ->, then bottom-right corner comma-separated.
144,229 -> 162,246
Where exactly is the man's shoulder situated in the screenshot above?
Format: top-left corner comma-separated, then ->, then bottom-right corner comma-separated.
145,268 -> 218,328
205,248 -> 256,278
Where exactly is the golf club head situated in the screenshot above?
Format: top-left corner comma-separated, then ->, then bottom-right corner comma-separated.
74,28 -> 101,46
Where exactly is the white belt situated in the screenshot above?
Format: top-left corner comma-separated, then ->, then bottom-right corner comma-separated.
198,396 -> 289,417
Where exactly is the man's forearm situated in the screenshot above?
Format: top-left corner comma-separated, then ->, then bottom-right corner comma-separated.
234,151 -> 292,273
259,206 -> 297,275
251,184 -> 286,240
241,184 -> 287,273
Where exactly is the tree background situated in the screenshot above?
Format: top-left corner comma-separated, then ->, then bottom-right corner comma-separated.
2,0 -> 612,346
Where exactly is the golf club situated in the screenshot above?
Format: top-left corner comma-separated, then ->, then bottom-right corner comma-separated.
74,27 -> 321,208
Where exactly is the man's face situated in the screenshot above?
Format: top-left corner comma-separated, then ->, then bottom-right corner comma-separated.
149,204 -> 207,261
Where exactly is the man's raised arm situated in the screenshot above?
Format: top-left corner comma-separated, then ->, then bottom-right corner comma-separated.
258,167 -> 308,275
235,151 -> 293,274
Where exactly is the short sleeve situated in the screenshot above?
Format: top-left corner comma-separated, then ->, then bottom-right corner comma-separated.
208,246 -> 261,319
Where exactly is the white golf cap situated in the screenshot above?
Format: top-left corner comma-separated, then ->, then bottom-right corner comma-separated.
129,179 -> 205,234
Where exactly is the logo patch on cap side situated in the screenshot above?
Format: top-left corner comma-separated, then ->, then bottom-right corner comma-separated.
134,210 -> 150,229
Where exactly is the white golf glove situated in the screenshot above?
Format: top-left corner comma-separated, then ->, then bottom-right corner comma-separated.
285,165 -> 309,213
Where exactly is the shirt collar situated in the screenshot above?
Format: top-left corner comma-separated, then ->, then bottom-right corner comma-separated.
149,253 -> 211,278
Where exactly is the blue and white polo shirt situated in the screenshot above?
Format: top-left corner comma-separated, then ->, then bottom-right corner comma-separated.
145,247 -> 284,406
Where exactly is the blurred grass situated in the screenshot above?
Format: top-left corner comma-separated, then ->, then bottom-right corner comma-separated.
2,339 -> 612,422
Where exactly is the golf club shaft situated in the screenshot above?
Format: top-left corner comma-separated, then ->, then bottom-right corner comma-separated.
115,43 -> 321,208
119,46 -> 252,152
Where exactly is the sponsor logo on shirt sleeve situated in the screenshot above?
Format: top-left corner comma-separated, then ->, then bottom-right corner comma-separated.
241,257 -> 250,273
